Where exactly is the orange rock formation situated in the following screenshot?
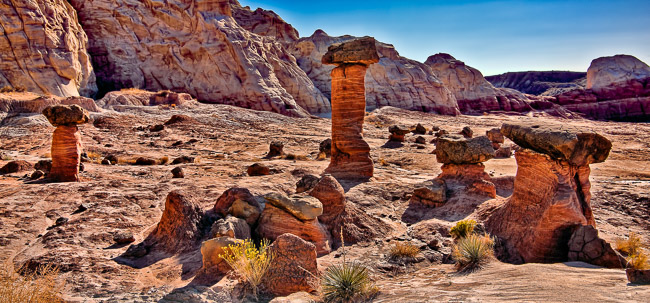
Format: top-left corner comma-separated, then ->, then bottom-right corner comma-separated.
42,105 -> 90,182
322,37 -> 380,179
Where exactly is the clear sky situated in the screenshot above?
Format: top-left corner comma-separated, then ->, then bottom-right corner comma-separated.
239,0 -> 650,76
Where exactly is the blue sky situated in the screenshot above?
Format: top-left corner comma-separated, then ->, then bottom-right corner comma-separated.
239,0 -> 650,76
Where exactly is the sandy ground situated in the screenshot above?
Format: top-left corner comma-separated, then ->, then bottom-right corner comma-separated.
0,103 -> 648,302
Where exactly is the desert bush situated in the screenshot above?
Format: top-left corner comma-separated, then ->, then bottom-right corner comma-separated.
616,232 -> 643,256
450,219 -> 477,240
0,86 -> 26,93
388,242 -> 420,260
159,156 -> 169,165
220,239 -> 274,301
452,234 -> 495,272
316,152 -> 327,161
0,262 -> 64,303
627,252 -> 650,270
322,262 -> 377,303
378,158 -> 389,167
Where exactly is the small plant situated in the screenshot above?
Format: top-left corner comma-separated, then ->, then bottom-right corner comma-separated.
388,242 -> 420,260
0,262 -> 64,303
321,227 -> 378,303
450,219 -> 477,240
627,252 -> 650,270
378,158 -> 389,167
616,232 -> 643,256
220,239 -> 274,301
452,234 -> 495,272
0,85 -> 26,93
316,152 -> 327,161
159,156 -> 169,165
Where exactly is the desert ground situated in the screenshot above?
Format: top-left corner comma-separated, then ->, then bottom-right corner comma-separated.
1,101 -> 648,302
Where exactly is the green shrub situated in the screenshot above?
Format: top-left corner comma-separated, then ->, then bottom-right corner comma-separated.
220,239 -> 274,301
450,219 -> 477,240
452,234 -> 495,272
322,262 -> 377,303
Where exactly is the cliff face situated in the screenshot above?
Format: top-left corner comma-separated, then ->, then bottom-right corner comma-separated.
425,54 -> 532,114
0,0 -> 97,97
291,30 -> 460,115
230,1 -> 299,45
486,71 -> 586,96
67,0 -> 330,117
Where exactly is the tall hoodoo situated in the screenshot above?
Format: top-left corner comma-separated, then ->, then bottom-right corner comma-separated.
322,37 -> 380,179
42,105 -> 90,182
487,123 -> 612,263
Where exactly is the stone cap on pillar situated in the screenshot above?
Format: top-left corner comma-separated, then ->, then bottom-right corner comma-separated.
322,37 -> 380,66
42,104 -> 90,127
501,123 -> 612,166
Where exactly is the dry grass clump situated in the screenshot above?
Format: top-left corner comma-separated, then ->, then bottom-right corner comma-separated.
388,242 -> 420,260
283,154 -> 309,161
220,239 -> 274,301
0,86 -> 26,93
452,234 -> 495,272
159,156 -> 169,165
316,152 -> 327,161
378,158 -> 389,167
450,219 -> 477,240
0,262 -> 64,303
616,232 -> 650,270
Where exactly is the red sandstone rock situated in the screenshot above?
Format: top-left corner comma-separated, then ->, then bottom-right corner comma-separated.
389,125 -> 411,142
435,136 -> 495,164
147,191 -> 205,253
438,163 -> 496,198
323,38 -> 380,179
255,203 -> 331,256
49,125 -> 83,182
261,234 -> 318,296
567,225 -> 623,268
309,174 -> 346,224
200,237 -> 241,275
214,188 -> 262,225
0,160 -> 33,175
486,149 -> 596,262
248,163 -> 271,176
626,268 -> 650,285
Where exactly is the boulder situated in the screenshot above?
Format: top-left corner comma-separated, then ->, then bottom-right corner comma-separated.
266,141 -> 284,158
321,37 -> 380,66
409,180 -> 447,208
269,292 -> 317,303
309,174 -> 346,224
164,114 -> 196,125
146,191 -> 205,253
209,216 -> 251,240
319,138 -> 332,158
296,174 -> 320,193
113,232 -> 135,244
263,193 -> 323,221
486,148 -> 599,263
486,128 -> 504,144
414,123 -> 427,135
435,136 -> 495,164
460,126 -> 473,138
626,268 -> 650,285
42,105 -> 89,127
415,136 -> 427,145
501,123 -> 612,166
495,145 -> 513,158
261,234 -> 318,296
30,170 -> 45,180
201,237 -> 241,275
586,55 -> 650,89
214,188 -> 263,226
0,160 -> 33,174
171,156 -> 195,165
438,163 -> 496,198
389,125 -> 411,142
567,225 -> 623,268
255,203 -> 331,255
34,160 -> 52,172
247,163 -> 271,176
134,157 -> 156,166
171,167 -> 184,178
0,0 -> 97,97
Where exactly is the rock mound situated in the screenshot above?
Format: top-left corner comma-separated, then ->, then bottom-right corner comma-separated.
485,71 -> 586,95
262,234 -> 318,296
586,55 -> 650,89
147,191 -> 206,253
0,160 -> 33,174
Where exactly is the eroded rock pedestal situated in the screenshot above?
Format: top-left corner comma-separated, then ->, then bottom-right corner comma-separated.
487,123 -> 612,263
42,105 -> 89,182
322,37 -> 380,179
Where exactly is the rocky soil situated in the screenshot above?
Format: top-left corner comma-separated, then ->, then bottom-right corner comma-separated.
1,97 -> 648,302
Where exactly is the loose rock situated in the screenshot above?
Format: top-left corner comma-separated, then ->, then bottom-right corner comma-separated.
263,193 -> 323,221
296,174 -> 320,193
261,234 -> 319,296
389,125 -> 411,142
171,167 -> 184,178
0,160 -> 33,174
247,163 -> 271,176
266,141 -> 284,158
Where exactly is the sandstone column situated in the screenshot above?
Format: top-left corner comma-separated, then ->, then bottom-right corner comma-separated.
486,123 -> 612,263
322,37 -> 380,179
42,105 -> 90,182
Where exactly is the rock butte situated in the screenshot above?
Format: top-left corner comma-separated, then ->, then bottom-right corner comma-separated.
323,37 -> 380,179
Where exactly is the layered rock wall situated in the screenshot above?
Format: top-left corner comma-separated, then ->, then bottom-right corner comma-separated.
0,0 -> 97,97
67,0 -> 329,117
